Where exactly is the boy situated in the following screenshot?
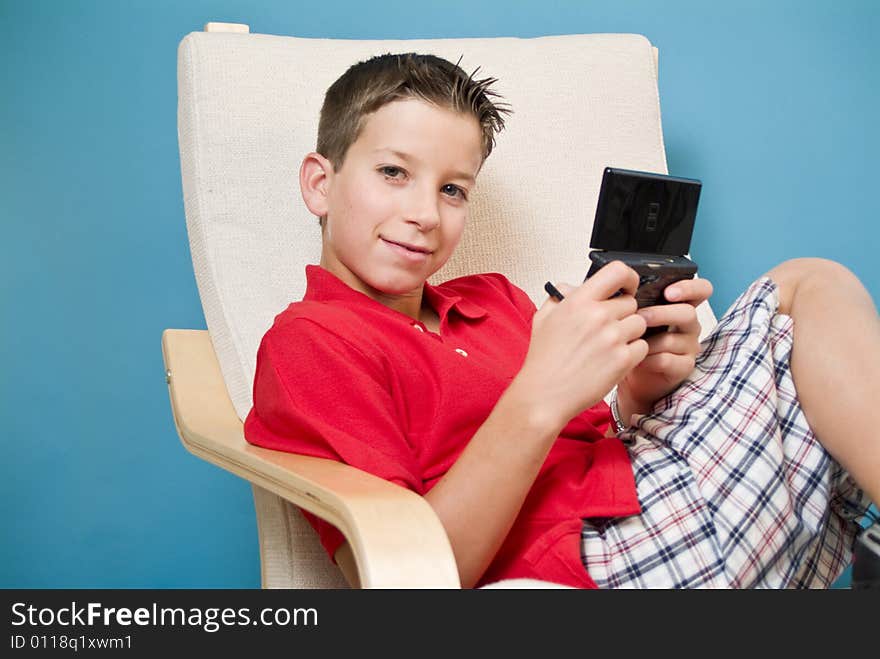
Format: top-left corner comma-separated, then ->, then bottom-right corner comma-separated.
244,53 -> 878,588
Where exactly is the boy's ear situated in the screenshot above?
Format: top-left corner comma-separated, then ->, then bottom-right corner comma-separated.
299,152 -> 334,219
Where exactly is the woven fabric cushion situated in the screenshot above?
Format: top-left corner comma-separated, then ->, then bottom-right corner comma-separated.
251,485 -> 349,588
178,30 -> 716,421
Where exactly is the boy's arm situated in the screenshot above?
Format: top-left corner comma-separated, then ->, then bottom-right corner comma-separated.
423,378 -> 562,588
425,263 -> 648,588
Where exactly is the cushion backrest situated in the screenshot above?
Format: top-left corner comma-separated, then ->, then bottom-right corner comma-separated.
177,29 -> 716,422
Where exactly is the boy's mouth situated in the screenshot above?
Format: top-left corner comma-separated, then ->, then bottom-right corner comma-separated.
380,237 -> 433,255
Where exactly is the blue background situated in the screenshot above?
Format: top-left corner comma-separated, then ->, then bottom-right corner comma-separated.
2,0 -> 877,588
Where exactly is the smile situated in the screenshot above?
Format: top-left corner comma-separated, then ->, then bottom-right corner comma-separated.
380,237 -> 433,261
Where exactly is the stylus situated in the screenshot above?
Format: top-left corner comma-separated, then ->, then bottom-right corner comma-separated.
544,281 -> 565,301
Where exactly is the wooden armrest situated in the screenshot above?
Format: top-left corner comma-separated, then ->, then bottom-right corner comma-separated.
161,329 -> 460,588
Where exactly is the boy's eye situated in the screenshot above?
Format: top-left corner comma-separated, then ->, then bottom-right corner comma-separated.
380,166 -> 403,178
441,184 -> 467,200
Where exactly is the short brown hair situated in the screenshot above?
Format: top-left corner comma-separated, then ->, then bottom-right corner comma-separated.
317,52 -> 512,175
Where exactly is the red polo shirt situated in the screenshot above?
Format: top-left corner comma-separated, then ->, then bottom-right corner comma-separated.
244,264 -> 641,588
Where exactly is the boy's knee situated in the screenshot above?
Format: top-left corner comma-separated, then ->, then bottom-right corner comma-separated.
765,257 -> 861,314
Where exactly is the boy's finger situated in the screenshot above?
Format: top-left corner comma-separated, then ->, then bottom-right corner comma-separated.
638,303 -> 699,330
555,283 -> 576,298
619,312 -> 649,342
643,330 -> 693,356
579,261 -> 640,301
635,352 -> 696,377
626,337 -> 650,368
664,277 -> 713,304
546,281 -> 638,320
589,294 -> 640,321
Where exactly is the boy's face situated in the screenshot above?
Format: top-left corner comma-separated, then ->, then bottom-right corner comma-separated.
313,98 -> 483,302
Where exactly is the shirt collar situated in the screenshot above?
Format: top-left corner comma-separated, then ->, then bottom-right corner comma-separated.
423,278 -> 487,320
303,264 -> 488,322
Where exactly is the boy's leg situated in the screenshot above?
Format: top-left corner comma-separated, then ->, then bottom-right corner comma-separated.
764,257 -> 880,505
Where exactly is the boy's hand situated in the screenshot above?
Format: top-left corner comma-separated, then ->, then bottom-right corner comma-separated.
617,277 -> 714,418
513,261 -> 649,432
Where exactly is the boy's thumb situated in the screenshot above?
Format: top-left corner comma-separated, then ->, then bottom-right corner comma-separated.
555,283 -> 575,297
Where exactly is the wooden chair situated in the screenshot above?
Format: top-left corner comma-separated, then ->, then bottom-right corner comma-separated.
162,22 -> 718,588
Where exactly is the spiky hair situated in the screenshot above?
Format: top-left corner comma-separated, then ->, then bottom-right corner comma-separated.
316,52 -> 512,172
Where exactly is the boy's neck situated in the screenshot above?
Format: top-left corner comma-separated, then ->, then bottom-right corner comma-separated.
360,279 -> 440,331
419,298 -> 441,333
373,287 -> 437,327
316,259 -> 434,324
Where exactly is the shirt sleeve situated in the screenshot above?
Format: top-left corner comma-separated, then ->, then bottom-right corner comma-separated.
243,317 -> 422,561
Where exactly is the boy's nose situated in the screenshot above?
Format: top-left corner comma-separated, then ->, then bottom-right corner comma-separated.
403,192 -> 441,230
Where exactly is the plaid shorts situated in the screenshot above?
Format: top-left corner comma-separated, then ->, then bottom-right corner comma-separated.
581,277 -> 872,588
